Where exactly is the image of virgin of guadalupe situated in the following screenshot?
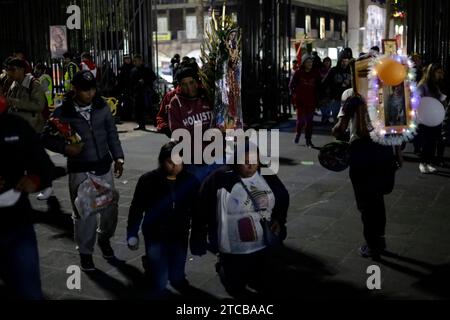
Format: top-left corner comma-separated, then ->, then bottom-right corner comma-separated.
50,26 -> 68,59
385,83 -> 407,126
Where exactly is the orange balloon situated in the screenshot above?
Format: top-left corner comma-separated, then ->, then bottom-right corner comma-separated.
375,58 -> 407,86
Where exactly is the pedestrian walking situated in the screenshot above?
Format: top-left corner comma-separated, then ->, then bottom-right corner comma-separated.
42,70 -> 125,272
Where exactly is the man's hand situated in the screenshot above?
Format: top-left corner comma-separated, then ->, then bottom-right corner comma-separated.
65,143 -> 84,157
114,160 -> 124,179
15,176 -> 39,193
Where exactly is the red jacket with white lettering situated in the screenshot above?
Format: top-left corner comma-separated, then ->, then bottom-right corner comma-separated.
168,89 -> 213,138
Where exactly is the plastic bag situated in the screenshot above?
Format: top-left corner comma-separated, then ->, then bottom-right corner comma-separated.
74,173 -> 114,219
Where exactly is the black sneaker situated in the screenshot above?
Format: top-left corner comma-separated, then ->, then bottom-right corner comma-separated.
80,254 -> 96,272
98,240 -> 115,259
306,140 -> 315,148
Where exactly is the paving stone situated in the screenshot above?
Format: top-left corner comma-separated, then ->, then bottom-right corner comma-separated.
14,121 -> 450,300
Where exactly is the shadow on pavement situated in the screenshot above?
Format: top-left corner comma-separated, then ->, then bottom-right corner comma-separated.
264,246 -> 376,299
226,245 -> 379,301
32,196 -> 74,240
81,257 -> 219,301
378,251 -> 450,299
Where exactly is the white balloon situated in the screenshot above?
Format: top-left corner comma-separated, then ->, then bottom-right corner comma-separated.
417,97 -> 445,127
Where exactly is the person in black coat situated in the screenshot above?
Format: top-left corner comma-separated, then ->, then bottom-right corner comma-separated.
130,54 -> 157,131
190,141 -> 290,298
42,70 -> 125,272
127,141 -> 199,297
0,104 -> 55,299
117,55 -> 134,121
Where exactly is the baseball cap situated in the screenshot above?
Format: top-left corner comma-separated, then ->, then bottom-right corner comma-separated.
175,67 -> 198,82
6,58 -> 28,70
72,70 -> 97,90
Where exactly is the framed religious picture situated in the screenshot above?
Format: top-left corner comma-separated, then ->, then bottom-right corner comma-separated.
380,82 -> 412,133
352,53 -> 419,146
50,26 -> 68,59
366,54 -> 420,145
382,39 -> 398,55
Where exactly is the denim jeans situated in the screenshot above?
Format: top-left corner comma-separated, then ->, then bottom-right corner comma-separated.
143,239 -> 188,295
330,99 -> 342,123
0,223 -> 43,300
320,102 -> 332,122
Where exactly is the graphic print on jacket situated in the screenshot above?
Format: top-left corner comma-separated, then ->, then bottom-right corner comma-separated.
217,172 -> 275,254
168,93 -> 213,135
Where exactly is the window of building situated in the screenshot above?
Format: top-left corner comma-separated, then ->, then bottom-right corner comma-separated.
320,17 -> 326,39
186,15 -> 197,39
157,16 -> 168,32
341,21 -> 346,39
305,15 -> 311,35
330,18 -> 335,34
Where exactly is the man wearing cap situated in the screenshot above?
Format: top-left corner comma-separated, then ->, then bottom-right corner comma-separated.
168,66 -> 215,182
6,58 -> 47,133
42,70 -> 125,272
168,67 -> 212,137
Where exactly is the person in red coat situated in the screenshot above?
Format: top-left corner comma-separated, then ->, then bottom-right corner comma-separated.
289,54 -> 321,147
156,87 -> 180,137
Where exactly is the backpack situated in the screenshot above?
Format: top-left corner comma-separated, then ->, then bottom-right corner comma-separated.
28,77 -> 50,120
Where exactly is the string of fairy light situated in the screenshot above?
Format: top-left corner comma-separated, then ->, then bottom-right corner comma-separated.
367,54 -> 420,146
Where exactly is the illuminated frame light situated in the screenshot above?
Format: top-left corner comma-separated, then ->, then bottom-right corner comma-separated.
367,54 -> 420,146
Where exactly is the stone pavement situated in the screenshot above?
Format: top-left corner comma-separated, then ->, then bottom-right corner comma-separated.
3,120 -> 450,300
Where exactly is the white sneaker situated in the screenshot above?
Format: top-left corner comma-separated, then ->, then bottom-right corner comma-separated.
36,187 -> 54,201
426,164 -> 437,173
419,163 -> 429,174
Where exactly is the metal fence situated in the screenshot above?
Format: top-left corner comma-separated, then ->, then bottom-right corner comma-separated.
1,0 -> 294,124
407,0 -> 450,69
0,0 -> 154,91
239,0 -> 293,124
